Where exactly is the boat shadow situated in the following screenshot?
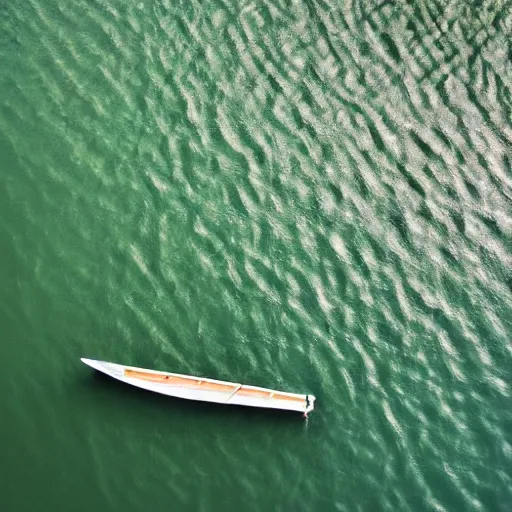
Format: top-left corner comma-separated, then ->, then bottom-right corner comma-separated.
86,370 -> 305,425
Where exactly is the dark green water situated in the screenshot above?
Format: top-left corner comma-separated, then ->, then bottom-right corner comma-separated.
1,0 -> 511,510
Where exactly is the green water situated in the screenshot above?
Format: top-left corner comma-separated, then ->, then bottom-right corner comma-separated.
1,0 -> 511,510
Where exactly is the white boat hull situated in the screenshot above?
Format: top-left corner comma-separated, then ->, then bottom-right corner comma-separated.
81,358 -> 315,415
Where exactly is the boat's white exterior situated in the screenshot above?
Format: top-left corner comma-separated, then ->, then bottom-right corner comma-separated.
81,358 -> 315,415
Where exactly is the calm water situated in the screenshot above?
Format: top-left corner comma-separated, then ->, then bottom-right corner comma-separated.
1,0 -> 511,510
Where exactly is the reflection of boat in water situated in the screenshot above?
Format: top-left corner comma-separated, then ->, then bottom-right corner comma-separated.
81,358 -> 315,416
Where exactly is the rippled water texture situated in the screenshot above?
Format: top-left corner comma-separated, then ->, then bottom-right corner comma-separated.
1,0 -> 511,510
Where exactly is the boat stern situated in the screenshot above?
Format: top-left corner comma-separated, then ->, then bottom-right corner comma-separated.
305,394 -> 316,415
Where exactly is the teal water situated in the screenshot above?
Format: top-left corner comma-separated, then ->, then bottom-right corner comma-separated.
1,0 -> 511,510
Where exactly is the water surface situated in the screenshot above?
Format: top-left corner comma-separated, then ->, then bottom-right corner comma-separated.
1,0 -> 511,510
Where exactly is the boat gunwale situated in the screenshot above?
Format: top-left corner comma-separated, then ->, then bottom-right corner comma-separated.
115,361 -> 307,398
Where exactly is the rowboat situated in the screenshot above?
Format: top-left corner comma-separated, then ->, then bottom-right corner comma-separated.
81,358 -> 316,416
